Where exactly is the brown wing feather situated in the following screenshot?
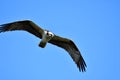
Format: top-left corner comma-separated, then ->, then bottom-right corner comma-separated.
49,35 -> 87,72
0,20 -> 44,38
0,20 -> 86,71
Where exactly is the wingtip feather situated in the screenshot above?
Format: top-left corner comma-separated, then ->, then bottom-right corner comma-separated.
77,57 -> 87,72
0,25 -> 5,33
0,24 -> 8,33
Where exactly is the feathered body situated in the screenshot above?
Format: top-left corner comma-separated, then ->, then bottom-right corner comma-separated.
39,30 -> 54,48
0,20 -> 87,72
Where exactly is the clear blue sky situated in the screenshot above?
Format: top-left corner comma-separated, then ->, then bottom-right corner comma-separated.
0,0 -> 120,80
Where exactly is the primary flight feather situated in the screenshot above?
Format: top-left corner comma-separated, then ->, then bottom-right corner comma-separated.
0,20 -> 87,72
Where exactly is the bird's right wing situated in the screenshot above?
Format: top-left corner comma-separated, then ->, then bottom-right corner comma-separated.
0,20 -> 44,38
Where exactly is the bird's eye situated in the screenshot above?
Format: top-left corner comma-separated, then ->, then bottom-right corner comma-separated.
46,32 -> 49,35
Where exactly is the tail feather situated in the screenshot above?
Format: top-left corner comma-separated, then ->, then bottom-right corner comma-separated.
39,41 -> 47,48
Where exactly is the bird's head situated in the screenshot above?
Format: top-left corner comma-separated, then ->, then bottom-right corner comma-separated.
42,30 -> 54,42
44,30 -> 54,37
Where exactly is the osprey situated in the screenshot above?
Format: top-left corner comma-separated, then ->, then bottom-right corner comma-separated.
0,20 -> 86,72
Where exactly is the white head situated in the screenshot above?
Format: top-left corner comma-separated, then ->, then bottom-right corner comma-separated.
42,30 -> 54,42
44,30 -> 54,37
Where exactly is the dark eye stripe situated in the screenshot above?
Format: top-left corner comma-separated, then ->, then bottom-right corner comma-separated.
47,32 -> 49,35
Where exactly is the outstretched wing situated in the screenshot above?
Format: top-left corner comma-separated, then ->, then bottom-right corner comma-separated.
0,20 -> 44,38
49,35 -> 87,72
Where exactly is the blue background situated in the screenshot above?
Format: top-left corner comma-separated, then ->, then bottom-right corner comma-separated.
0,0 -> 120,80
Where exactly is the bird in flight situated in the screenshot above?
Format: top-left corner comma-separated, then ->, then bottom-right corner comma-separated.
0,20 -> 87,72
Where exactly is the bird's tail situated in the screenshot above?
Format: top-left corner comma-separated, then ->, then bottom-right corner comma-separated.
38,41 -> 47,48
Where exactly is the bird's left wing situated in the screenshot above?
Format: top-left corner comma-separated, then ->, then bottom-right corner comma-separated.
0,20 -> 44,38
49,35 -> 87,72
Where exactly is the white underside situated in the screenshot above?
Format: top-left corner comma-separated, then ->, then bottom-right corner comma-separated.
39,30 -> 54,48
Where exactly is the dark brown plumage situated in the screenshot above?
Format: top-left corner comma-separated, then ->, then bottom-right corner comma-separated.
0,20 -> 87,72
